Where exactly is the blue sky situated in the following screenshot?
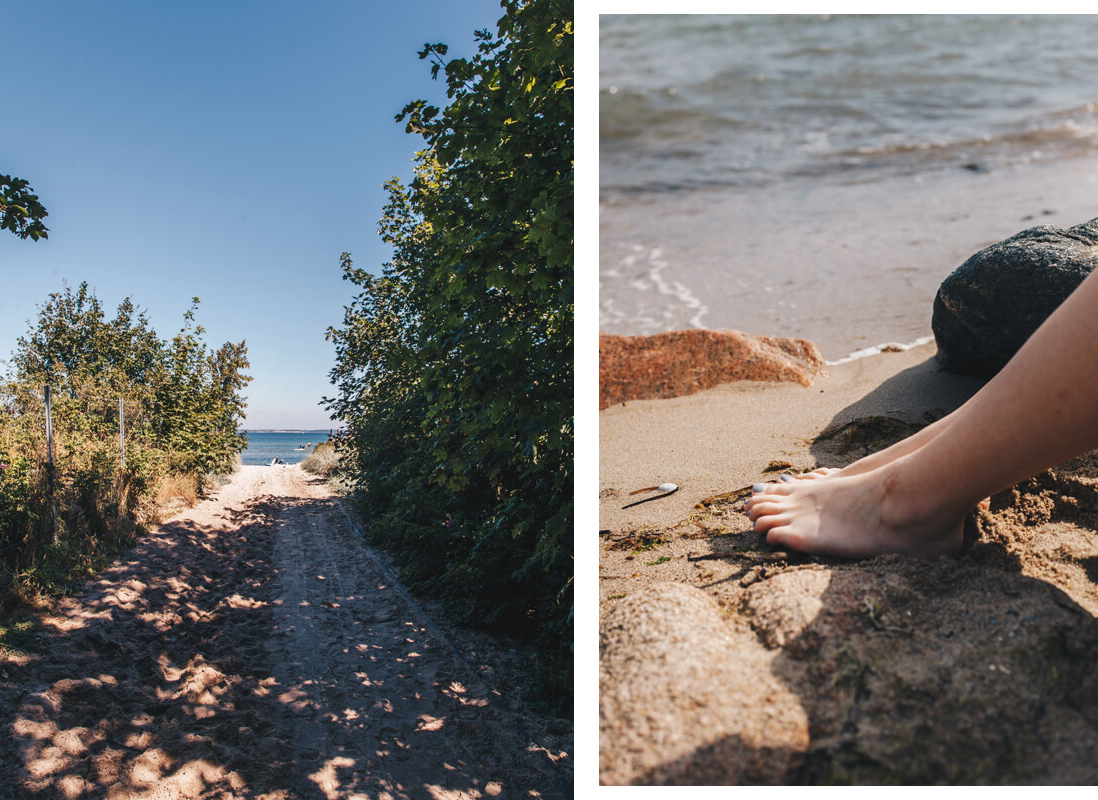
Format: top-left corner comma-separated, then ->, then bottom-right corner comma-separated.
1,0 -> 509,429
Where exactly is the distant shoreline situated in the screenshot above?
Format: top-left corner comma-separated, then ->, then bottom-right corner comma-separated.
240,429 -> 336,434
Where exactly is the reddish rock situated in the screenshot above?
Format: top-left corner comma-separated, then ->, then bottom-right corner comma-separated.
599,329 -> 827,410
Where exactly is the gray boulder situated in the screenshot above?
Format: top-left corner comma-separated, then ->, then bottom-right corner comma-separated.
932,218 -> 1098,379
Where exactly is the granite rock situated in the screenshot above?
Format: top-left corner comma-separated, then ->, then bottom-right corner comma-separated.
599,329 -> 827,410
932,218 -> 1098,379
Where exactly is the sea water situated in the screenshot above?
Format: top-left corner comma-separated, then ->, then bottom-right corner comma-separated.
600,15 -> 1098,359
238,430 -> 335,466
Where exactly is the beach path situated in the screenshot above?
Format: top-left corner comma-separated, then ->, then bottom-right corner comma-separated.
1,465 -> 568,799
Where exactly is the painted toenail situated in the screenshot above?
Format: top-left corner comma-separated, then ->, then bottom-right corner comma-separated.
780,474 -> 793,482
752,483 -> 766,494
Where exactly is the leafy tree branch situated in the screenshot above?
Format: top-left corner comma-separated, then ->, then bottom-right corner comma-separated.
1,173 -> 49,241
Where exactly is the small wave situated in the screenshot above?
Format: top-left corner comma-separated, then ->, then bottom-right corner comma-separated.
825,108 -> 1098,173
606,244 -> 709,331
826,335 -> 935,366
599,86 -> 743,143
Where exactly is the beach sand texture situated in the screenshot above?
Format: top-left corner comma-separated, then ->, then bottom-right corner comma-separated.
1,466 -> 570,798
599,342 -> 1098,784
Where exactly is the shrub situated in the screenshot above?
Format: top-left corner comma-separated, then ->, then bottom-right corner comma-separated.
0,284 -> 251,613
301,441 -> 339,477
326,0 -> 573,712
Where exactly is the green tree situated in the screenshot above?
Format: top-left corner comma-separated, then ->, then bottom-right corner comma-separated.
12,286 -> 251,474
208,340 -> 252,462
14,282 -> 160,398
3,285 -> 251,588
156,299 -> 251,474
326,167 -> 451,590
1,173 -> 49,241
327,0 -> 573,709
402,0 -> 573,703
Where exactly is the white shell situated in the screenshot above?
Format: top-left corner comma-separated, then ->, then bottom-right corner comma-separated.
657,482 -> 678,493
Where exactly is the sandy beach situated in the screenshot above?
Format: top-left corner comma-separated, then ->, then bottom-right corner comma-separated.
599,340 -> 1098,784
1,465 -> 571,798
600,341 -> 983,533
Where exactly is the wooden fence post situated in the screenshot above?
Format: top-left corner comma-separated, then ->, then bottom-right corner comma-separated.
45,385 -> 53,467
45,384 -> 58,545
119,397 -> 125,468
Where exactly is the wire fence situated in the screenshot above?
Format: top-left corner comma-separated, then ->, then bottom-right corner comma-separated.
1,384 -> 149,573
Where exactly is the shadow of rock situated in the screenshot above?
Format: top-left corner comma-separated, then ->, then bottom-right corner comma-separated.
809,355 -> 983,468
758,539 -> 1098,784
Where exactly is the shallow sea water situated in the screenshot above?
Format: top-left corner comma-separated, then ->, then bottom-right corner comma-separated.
239,430 -> 334,466
600,15 -> 1098,359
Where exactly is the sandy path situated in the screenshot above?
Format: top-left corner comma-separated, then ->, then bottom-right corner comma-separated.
1,465 -> 567,799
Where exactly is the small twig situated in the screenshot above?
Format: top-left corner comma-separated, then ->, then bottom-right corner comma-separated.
688,550 -> 789,563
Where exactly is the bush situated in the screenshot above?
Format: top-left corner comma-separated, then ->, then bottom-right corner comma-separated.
0,284 -> 251,613
326,0 -> 572,712
301,441 -> 339,477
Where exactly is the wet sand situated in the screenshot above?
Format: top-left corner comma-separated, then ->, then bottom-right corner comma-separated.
600,157 -> 1098,360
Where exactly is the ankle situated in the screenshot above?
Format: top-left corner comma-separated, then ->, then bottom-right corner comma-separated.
875,460 -> 963,536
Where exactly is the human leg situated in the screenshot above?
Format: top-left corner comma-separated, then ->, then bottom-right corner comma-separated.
746,266 -> 1098,558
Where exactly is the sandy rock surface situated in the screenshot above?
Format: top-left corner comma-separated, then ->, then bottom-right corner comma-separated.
601,426 -> 1098,784
1,465 -> 571,799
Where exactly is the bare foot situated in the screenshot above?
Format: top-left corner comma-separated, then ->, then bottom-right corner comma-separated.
791,468 -> 838,480
793,469 -> 988,508
770,466 -> 990,522
746,462 -> 964,559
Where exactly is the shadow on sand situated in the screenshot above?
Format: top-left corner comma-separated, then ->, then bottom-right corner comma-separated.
603,358 -> 1098,784
1,478 -> 564,798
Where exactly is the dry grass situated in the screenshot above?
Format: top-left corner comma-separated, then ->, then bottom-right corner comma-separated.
301,441 -> 339,477
0,610 -> 42,663
154,473 -> 199,518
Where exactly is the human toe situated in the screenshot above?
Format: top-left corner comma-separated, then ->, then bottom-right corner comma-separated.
759,520 -> 801,549
747,498 -> 789,522
753,511 -> 793,535
797,468 -> 838,480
